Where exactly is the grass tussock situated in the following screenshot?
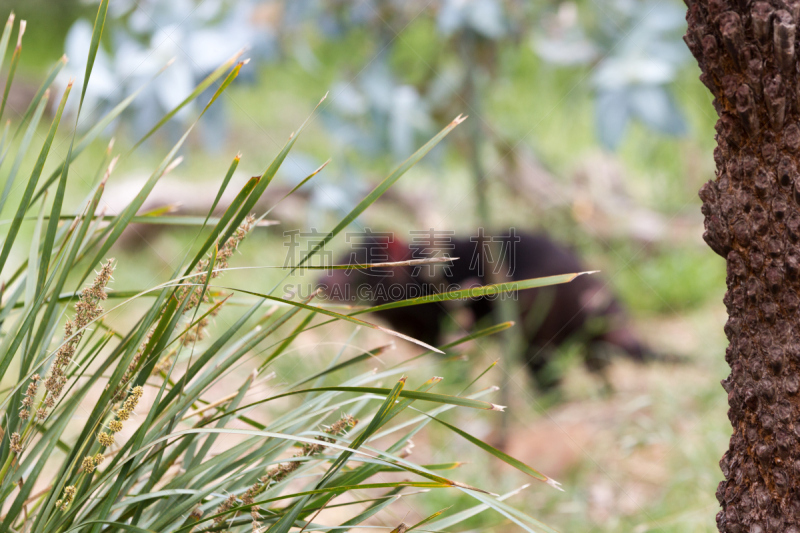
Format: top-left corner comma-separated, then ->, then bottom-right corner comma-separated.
0,3 -> 580,531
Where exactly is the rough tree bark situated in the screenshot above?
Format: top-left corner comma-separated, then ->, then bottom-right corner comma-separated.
685,1 -> 800,531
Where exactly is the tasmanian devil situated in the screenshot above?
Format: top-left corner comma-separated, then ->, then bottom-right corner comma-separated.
317,230 -> 650,389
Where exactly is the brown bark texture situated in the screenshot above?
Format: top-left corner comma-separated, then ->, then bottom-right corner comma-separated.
685,0 -> 800,531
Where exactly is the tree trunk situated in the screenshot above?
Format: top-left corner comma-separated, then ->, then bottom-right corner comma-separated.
685,1 -> 800,531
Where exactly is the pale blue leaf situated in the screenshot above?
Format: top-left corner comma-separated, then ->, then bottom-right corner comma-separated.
628,85 -> 686,135
596,88 -> 630,149
467,0 -> 507,39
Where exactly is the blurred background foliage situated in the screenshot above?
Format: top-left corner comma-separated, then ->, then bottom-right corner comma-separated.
2,0 -> 729,530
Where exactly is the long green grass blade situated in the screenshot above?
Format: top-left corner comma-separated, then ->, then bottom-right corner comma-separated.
78,427 -> 468,522
36,0 -> 109,299
324,379 -> 405,486
29,58 -> 167,205
178,483 -> 444,533
420,412 -> 551,483
204,384 -> 502,428
0,18 -> 23,125
289,344 -> 393,387
0,120 -> 9,154
337,495 -> 400,529
78,0 -> 108,110
266,379 -> 407,533
79,61 -> 244,283
261,275 -> 567,352
129,50 -> 244,152
217,95 -> 328,258
260,310 -> 317,370
215,285 -> 442,353
0,13 -> 15,75
0,214 -> 277,227
183,175 -> 260,276
407,507 -> 451,531
455,489 -> 560,533
207,153 -> 240,223
0,85 -> 48,214
24,193 -> 46,311
354,272 -> 590,315
63,521 -> 155,533
0,54 -> 66,172
0,82 -> 71,273
425,484 -> 529,530
294,115 -> 466,271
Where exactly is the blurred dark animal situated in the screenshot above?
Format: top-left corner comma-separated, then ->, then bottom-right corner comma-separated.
318,231 -> 651,389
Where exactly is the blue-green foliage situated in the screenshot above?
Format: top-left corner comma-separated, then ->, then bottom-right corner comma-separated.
60,0 -> 690,153
536,0 -> 689,148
